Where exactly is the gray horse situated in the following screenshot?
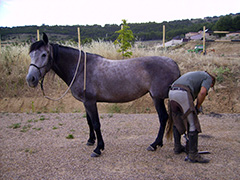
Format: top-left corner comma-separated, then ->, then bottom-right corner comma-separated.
26,33 -> 180,157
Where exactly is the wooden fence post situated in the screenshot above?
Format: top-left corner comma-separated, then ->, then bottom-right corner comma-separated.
0,34 -> 1,55
77,27 -> 81,49
163,25 -> 165,49
37,29 -> 40,41
203,26 -> 206,54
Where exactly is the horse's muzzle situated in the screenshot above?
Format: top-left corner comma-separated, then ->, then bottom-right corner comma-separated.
26,73 -> 39,88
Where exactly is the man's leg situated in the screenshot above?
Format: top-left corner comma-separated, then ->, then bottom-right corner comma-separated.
188,130 -> 209,163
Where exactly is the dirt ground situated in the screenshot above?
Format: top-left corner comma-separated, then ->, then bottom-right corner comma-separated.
0,112 -> 239,180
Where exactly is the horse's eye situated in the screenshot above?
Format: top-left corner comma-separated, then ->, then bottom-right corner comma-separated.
42,54 -> 47,58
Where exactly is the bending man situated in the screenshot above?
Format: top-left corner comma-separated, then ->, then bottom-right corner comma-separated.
168,71 -> 215,163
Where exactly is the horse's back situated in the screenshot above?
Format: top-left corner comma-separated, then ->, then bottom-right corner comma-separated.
88,56 -> 180,102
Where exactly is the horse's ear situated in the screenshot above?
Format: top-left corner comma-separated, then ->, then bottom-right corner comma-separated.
43,32 -> 48,44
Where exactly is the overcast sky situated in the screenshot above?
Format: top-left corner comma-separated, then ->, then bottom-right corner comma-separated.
0,0 -> 239,27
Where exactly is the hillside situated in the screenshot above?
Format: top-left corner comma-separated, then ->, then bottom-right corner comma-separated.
1,13 -> 239,44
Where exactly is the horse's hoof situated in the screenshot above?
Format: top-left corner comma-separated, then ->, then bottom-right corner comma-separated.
86,141 -> 95,146
147,145 -> 156,151
91,152 -> 101,157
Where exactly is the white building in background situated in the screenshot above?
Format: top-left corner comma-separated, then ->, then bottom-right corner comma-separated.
185,31 -> 210,40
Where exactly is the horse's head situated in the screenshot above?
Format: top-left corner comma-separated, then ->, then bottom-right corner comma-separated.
26,33 -> 53,87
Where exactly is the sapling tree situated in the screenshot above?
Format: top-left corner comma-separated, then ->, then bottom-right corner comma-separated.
114,19 -> 134,59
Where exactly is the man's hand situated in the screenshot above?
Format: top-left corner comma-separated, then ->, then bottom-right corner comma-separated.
195,105 -> 203,115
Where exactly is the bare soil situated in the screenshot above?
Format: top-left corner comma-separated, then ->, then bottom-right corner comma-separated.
0,112 -> 239,180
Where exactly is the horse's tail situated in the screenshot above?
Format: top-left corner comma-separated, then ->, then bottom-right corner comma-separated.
166,100 -> 173,140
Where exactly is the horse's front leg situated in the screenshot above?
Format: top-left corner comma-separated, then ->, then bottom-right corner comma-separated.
147,98 -> 168,151
84,101 -> 104,157
86,113 -> 96,146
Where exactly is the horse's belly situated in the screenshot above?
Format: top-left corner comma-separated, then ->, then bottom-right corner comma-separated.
96,85 -> 149,103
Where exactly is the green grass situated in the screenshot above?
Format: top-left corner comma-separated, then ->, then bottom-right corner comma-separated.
8,123 -> 21,129
39,115 -> 46,121
20,124 -> 32,132
66,134 -> 74,139
214,67 -> 231,83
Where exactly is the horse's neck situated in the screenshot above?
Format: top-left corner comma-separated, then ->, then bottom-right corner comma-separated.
52,46 -> 81,86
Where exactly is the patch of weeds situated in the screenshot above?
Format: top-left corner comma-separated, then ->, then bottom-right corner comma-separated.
51,108 -> 60,113
73,109 -> 81,113
20,124 -> 32,132
66,134 -> 74,139
9,123 -> 21,129
107,113 -> 113,118
32,127 -> 42,131
31,101 -> 35,113
39,115 -> 45,121
70,129 -> 75,132
82,114 -> 87,118
214,67 -> 230,83
145,107 -> 151,113
25,148 -> 36,154
58,123 -> 63,126
52,126 -> 58,130
27,119 -> 33,123
51,105 -> 64,113
108,104 -> 121,113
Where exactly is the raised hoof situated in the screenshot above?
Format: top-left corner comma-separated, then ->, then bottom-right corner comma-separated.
86,141 -> 95,146
91,151 -> 101,157
147,145 -> 156,151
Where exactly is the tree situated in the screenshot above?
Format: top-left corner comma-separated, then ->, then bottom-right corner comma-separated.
232,15 -> 240,30
213,15 -> 234,31
114,19 -> 134,59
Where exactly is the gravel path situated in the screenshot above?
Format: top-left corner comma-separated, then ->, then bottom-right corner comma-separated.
0,113 -> 239,180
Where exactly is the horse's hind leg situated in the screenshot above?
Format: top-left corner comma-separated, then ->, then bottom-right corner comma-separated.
86,113 -> 96,146
147,98 -> 168,151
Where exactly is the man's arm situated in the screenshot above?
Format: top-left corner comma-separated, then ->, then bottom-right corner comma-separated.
196,86 -> 207,109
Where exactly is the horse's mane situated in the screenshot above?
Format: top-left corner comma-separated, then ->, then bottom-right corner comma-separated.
29,40 -> 60,54
29,41 -> 103,59
58,45 -> 103,58
29,40 -> 46,53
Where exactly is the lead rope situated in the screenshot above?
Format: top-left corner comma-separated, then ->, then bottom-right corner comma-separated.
42,50 -> 85,101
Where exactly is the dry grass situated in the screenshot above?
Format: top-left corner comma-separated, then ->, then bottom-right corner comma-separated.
0,44 -> 30,97
0,41 -> 240,113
